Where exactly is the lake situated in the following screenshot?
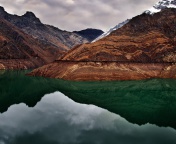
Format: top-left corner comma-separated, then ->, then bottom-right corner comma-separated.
0,70 -> 176,144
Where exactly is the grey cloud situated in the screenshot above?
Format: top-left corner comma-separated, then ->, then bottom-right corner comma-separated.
0,92 -> 176,144
0,0 -> 159,31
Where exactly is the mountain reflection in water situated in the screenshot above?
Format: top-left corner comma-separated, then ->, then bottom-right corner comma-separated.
0,71 -> 176,130
0,92 -> 176,144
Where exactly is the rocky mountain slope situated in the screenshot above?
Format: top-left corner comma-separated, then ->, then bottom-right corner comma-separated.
94,0 -> 176,42
0,6 -> 88,50
0,7 -> 89,69
29,8 -> 176,81
74,28 -> 104,42
0,18 -> 62,69
61,8 -> 176,63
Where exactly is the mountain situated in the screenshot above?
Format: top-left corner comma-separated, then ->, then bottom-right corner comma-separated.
0,18 -> 62,69
94,0 -> 176,42
29,8 -> 176,81
74,29 -> 104,42
0,6 -> 88,50
0,7 -> 88,69
145,0 -> 176,14
60,8 -> 176,62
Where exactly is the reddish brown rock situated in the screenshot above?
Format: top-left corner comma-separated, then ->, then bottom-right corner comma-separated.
61,9 -> 176,63
0,19 -> 63,69
0,63 -> 5,70
29,8 -> 176,81
0,7 -> 89,69
28,61 -> 176,81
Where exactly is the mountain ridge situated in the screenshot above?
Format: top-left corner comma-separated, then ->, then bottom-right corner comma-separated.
29,8 -> 176,81
0,18 -> 62,69
60,8 -> 176,62
94,0 -> 176,42
0,7 -> 88,50
0,6 -> 91,69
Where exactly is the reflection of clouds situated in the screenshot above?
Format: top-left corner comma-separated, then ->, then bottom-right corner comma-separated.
0,91 -> 176,144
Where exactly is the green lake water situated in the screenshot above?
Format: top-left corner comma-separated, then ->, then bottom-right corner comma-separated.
0,70 -> 176,144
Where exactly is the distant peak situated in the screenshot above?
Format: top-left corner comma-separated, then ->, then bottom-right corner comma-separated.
22,11 -> 41,23
0,6 -> 5,11
23,11 -> 37,18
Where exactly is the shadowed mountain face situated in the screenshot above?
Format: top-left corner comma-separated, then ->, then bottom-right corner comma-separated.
0,6 -> 89,69
0,19 -> 62,69
0,7 -> 88,50
73,28 -> 104,42
30,8 -> 176,81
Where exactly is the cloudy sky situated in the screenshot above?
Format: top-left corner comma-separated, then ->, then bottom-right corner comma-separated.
0,0 -> 159,31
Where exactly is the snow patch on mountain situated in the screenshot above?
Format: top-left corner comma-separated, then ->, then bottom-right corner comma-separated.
92,19 -> 129,42
145,0 -> 176,14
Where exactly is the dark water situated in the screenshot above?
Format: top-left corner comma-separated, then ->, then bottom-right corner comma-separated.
0,70 -> 176,144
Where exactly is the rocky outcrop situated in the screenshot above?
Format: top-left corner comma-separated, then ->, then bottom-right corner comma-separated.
29,8 -> 176,81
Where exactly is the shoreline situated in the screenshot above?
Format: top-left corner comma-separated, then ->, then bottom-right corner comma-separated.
28,61 -> 176,81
